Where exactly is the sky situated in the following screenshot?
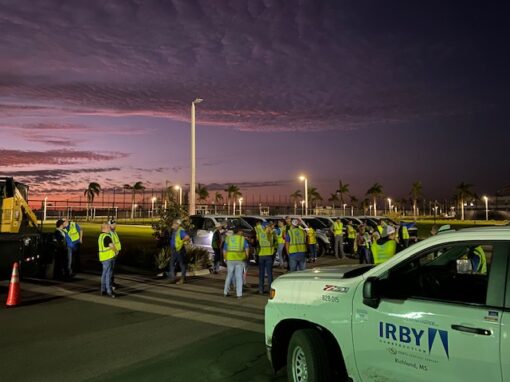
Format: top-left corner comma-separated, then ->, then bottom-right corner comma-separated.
0,0 -> 509,202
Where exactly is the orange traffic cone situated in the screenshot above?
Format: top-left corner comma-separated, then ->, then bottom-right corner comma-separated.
6,262 -> 21,307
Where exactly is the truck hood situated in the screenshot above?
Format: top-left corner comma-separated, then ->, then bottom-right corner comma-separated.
278,264 -> 373,281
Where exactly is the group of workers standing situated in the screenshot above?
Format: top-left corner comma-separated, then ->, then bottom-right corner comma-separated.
54,218 -> 83,279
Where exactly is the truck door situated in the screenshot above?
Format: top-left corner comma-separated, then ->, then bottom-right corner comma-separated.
352,241 -> 507,382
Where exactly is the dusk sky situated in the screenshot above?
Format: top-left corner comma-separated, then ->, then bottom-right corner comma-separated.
0,0 -> 509,201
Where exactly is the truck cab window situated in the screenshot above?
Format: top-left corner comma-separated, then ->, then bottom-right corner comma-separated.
381,242 -> 495,305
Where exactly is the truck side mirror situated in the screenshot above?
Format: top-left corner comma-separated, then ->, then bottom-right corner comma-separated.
363,277 -> 381,309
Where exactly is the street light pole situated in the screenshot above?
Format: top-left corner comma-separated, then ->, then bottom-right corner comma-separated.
239,197 -> 243,215
483,196 -> 489,221
299,176 -> 308,216
190,98 -> 203,215
175,185 -> 183,205
387,198 -> 392,213
43,196 -> 48,222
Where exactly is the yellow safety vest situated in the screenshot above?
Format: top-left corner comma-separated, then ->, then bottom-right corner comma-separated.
257,228 -> 273,256
276,227 -> 285,245
371,240 -> 397,265
333,221 -> 343,236
473,246 -> 487,274
98,233 -> 116,262
110,230 -> 122,251
401,226 -> 410,240
225,235 -> 247,261
307,227 -> 317,245
173,227 -> 186,251
67,221 -> 80,242
288,228 -> 307,254
377,225 -> 383,234
347,225 -> 356,239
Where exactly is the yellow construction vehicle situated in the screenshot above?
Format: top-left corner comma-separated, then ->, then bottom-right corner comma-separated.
0,177 -> 54,279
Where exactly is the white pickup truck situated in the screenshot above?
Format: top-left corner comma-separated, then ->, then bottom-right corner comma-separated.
265,226 -> 510,381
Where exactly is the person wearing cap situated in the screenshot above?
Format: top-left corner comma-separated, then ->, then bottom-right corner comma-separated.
168,219 -> 191,284
371,225 -> 397,265
98,223 -> 117,298
63,218 -> 83,277
212,223 -> 225,274
332,217 -> 345,259
285,219 -> 307,271
256,221 -> 274,294
223,226 -> 249,298
108,219 -> 121,289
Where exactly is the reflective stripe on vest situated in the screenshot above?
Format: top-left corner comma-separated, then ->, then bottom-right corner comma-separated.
257,228 -> 273,256
225,235 -> 247,261
371,240 -> 397,265
288,228 -> 306,254
333,221 -> 343,236
401,226 -> 410,240
307,228 -> 317,245
98,233 -> 116,262
110,231 -> 121,251
68,222 -> 80,242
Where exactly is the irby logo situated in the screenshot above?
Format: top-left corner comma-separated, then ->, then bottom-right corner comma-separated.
379,321 -> 449,359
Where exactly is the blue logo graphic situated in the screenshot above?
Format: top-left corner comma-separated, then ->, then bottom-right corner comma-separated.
428,328 -> 449,359
379,322 -> 449,359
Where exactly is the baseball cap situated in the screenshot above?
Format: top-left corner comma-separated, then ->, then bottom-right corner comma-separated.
291,219 -> 299,226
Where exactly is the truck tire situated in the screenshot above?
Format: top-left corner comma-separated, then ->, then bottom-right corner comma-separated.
287,329 -> 332,382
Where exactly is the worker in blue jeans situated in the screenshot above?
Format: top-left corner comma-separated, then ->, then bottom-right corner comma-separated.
223,227 -> 249,298
257,222 -> 274,294
168,219 -> 191,284
285,219 -> 307,272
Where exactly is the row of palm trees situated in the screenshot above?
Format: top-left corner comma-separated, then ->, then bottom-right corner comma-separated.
289,180 -> 477,220
83,179 -> 477,220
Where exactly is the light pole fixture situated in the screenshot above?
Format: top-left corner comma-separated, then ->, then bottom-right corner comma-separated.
239,197 -> 243,215
483,195 -> 489,221
190,97 -> 203,215
299,175 -> 308,216
175,185 -> 183,205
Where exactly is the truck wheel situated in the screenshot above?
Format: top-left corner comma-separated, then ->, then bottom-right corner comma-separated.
287,329 -> 331,382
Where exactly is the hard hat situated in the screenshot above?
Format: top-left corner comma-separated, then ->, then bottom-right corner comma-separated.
382,225 -> 396,238
108,219 -> 116,225
291,219 -> 299,226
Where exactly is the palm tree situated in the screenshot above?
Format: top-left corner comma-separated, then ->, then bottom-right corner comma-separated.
366,183 -> 384,215
336,180 -> 350,205
410,181 -> 423,220
455,182 -> 474,221
328,193 -> 339,209
196,183 -> 209,204
350,195 -> 359,216
307,187 -> 323,208
213,192 -> 223,214
362,198 -> 371,215
124,181 -> 145,219
83,182 -> 101,221
225,184 -> 242,214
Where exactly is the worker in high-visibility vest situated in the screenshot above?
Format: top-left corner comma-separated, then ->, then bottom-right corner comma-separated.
468,245 -> 487,274
286,219 -> 307,271
399,223 -> 410,249
64,219 -> 83,277
331,218 -> 344,259
371,225 -> 397,265
98,223 -> 117,298
257,222 -> 274,294
212,223 -> 225,274
307,225 -> 318,263
168,219 -> 191,284
274,220 -> 286,268
346,221 -> 357,256
356,225 -> 371,264
223,226 -> 249,298
108,219 -> 121,289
